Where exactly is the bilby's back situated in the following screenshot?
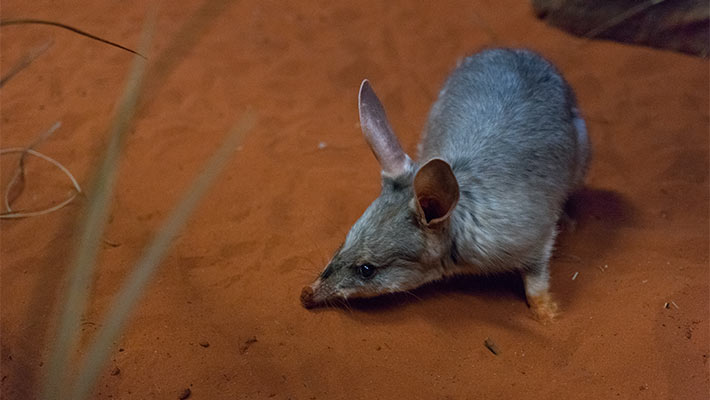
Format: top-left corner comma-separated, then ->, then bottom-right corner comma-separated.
418,49 -> 590,280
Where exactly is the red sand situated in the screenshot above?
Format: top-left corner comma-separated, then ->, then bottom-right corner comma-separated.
1,1 -> 708,399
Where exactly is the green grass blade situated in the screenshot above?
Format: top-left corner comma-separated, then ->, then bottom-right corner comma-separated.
41,16 -> 153,400
70,113 -> 255,400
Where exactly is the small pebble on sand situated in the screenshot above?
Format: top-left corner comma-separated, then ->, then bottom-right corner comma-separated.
178,388 -> 191,400
484,338 -> 500,355
239,336 -> 258,354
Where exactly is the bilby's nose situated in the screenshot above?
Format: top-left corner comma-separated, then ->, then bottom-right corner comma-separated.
300,285 -> 316,308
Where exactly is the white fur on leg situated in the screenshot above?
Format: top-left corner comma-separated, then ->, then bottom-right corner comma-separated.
523,271 -> 558,321
523,270 -> 550,297
523,228 -> 559,320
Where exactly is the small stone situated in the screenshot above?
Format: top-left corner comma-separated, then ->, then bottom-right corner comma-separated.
484,338 -> 500,355
178,388 -> 191,400
199,341 -> 210,348
111,367 -> 121,376
239,336 -> 258,354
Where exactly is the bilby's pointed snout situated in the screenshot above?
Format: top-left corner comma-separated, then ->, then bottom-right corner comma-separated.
301,277 -> 330,309
300,285 -> 316,308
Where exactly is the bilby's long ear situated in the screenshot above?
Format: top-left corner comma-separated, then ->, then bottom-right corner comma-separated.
413,158 -> 459,225
358,79 -> 413,177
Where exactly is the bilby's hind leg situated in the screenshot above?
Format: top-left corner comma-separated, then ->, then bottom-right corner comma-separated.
523,228 -> 559,321
524,265 -> 559,321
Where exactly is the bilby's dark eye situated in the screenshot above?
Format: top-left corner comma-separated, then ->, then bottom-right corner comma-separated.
358,264 -> 376,279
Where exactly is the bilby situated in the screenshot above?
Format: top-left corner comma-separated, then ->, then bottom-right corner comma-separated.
301,48 -> 590,319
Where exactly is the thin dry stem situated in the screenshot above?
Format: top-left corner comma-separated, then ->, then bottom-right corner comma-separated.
0,147 -> 82,219
1,19 -> 145,58
2,121 -> 65,212
0,40 -> 53,88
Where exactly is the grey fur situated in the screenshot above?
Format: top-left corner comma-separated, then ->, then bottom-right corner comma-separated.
302,48 -> 590,313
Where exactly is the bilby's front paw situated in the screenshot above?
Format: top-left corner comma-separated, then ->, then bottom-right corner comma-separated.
527,292 -> 559,322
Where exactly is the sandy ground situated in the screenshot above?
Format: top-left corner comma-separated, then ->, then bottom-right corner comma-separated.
1,1 -> 708,399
